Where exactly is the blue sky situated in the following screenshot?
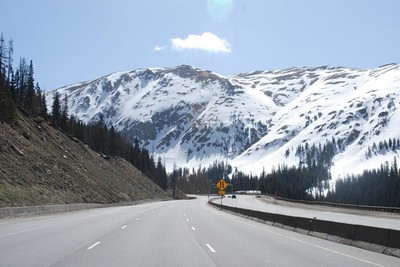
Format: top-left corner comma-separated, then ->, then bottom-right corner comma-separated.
1,0 -> 399,90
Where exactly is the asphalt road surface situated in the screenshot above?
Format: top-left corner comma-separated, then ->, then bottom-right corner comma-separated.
220,195 -> 400,230
1,197 -> 399,267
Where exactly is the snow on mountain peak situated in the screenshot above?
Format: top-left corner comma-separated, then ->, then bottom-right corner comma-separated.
46,64 -> 400,179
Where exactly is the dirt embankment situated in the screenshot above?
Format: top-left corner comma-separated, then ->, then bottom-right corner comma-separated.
0,112 -> 170,207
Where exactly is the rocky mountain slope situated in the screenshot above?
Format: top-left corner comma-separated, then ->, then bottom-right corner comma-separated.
46,64 -> 400,178
0,111 -> 169,207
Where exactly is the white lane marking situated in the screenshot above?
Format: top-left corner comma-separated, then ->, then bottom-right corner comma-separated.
87,241 -> 101,250
242,220 -> 385,267
312,243 -> 385,267
0,213 -> 110,238
121,225 -> 127,229
206,243 -> 216,253
0,226 -> 48,238
136,218 -> 140,221
191,226 -> 196,231
186,218 -> 189,222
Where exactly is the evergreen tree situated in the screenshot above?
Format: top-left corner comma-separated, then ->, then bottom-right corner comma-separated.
109,126 -> 118,156
51,92 -> 61,127
6,39 -> 13,82
60,94 -> 69,131
18,58 -> 27,107
0,34 -> 15,123
26,60 -> 37,115
0,33 -> 5,75
156,157 -> 167,190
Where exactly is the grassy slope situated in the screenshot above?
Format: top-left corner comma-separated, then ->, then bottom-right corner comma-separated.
0,112 -> 170,207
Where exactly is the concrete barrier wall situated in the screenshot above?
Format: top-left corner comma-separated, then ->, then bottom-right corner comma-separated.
208,200 -> 400,257
0,203 -> 105,218
387,230 -> 400,249
0,198 -> 169,218
273,196 -> 400,213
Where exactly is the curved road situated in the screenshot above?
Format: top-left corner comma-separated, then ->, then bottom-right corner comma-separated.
0,197 -> 399,266
220,195 -> 400,230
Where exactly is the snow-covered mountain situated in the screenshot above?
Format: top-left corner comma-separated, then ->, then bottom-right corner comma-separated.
46,64 -> 400,179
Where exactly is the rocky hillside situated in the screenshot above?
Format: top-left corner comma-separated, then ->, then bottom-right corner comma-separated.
0,111 -> 170,207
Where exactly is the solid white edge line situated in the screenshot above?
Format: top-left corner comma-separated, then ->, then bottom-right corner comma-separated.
87,241 -> 101,250
242,219 -> 385,267
206,243 -> 216,253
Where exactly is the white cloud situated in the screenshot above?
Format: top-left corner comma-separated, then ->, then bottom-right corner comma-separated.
154,45 -> 166,51
170,32 -> 232,53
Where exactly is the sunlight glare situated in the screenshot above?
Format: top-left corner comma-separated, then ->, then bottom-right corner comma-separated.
207,0 -> 235,22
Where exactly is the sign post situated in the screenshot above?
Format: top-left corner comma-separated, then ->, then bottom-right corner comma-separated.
216,179 -> 228,209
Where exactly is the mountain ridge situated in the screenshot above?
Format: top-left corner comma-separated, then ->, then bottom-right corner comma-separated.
46,64 -> 400,179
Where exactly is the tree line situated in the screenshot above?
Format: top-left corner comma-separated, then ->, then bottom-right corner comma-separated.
0,34 -> 47,122
171,160 -> 331,200
0,33 -> 167,190
326,158 -> 400,207
52,94 -> 168,190
365,138 -> 400,159
173,153 -> 399,207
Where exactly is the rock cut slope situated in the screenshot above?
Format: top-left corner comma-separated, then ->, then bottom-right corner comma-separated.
0,111 -> 169,207
46,64 -> 400,178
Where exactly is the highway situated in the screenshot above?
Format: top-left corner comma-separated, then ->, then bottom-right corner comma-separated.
1,197 -> 399,267
220,195 -> 400,230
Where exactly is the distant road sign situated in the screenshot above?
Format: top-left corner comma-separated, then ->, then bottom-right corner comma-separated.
216,179 -> 228,191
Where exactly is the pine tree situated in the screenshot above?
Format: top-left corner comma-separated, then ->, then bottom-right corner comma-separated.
0,72 -> 16,123
0,34 -> 16,123
60,94 -> 69,131
51,92 -> 61,127
18,58 -> 27,107
40,93 -> 48,118
156,156 -> 167,190
6,39 -> 13,82
0,33 -> 5,75
109,126 -> 118,156
26,60 -> 37,115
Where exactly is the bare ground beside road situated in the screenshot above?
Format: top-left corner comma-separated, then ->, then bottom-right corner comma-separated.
0,111 -> 170,207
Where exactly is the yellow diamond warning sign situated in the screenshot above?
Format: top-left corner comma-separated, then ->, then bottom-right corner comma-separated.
216,179 -> 228,191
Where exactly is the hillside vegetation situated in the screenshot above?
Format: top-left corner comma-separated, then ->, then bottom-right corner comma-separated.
0,111 -> 170,207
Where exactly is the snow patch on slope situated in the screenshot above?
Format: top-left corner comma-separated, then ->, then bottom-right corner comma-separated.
46,64 -> 400,180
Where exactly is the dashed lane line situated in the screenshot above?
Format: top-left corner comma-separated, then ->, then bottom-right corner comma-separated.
206,243 -> 216,253
87,241 -> 101,250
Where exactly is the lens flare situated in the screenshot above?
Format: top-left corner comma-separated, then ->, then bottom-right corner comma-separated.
207,0 -> 235,22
